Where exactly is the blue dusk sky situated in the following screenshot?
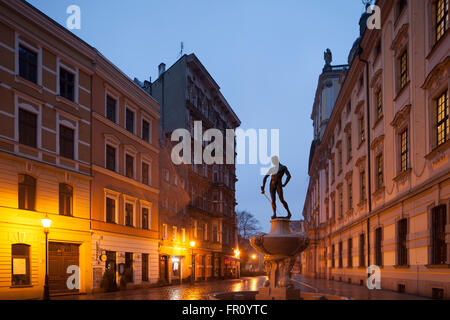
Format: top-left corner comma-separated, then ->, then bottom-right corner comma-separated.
28,0 -> 364,233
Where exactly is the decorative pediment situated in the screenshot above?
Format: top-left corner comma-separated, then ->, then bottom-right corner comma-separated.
370,68 -> 383,88
422,56 -> 450,90
104,133 -> 121,146
355,155 -> 366,171
354,100 -> 365,116
390,104 -> 411,128
391,23 -> 409,54
345,170 -> 353,181
344,122 -> 352,133
370,134 -> 385,151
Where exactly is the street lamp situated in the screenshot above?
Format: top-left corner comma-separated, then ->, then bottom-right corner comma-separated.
234,248 -> 240,259
41,216 -> 52,300
190,241 -> 195,283
251,254 -> 257,260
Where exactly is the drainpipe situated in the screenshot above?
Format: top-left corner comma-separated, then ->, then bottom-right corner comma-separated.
358,49 -> 372,274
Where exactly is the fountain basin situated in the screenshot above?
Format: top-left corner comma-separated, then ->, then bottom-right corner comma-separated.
250,219 -> 309,256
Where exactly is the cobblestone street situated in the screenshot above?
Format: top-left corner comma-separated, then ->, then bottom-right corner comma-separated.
54,275 -> 430,300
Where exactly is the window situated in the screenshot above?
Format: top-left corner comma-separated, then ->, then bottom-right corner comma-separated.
125,203 -> 134,227
142,119 -> 151,143
338,148 -> 343,172
397,219 -> 408,266
360,171 -> 366,201
164,169 -> 169,182
436,90 -> 449,147
375,41 -> 382,59
142,162 -> 150,185
59,183 -> 73,216
400,129 -> 408,172
431,205 -> 447,265
142,207 -> 149,230
331,244 -> 335,268
126,154 -> 134,179
59,125 -> 74,160
18,174 -> 36,210
198,223 -> 204,241
124,252 -> 133,283
397,0 -> 407,18
106,145 -> 116,172
19,109 -> 37,148
142,253 -> 149,282
125,108 -> 135,133
338,189 -> 343,218
359,234 -> 365,267
59,68 -> 75,101
375,227 -> 383,266
376,154 -> 384,190
182,228 -> 186,242
106,95 -> 117,123
436,0 -> 449,42
331,160 -> 335,182
163,224 -> 168,240
173,226 -> 177,241
347,181 -> 353,210
331,196 -> 336,220
106,197 -> 116,223
359,116 -> 365,144
11,244 -> 31,286
348,238 -> 353,267
399,50 -> 408,90
19,45 -> 37,83
376,89 -> 383,120
347,134 -> 352,161
338,242 -> 343,268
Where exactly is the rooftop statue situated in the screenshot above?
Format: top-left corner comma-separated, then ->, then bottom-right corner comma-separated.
324,48 -> 332,66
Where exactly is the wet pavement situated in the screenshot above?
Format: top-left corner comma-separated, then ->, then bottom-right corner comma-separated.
54,275 -> 429,300
54,277 -> 268,300
292,275 -> 430,300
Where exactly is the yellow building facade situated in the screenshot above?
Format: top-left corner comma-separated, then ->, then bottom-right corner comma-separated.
0,0 -> 95,299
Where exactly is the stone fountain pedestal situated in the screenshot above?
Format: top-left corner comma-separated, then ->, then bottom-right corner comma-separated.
250,219 -> 310,300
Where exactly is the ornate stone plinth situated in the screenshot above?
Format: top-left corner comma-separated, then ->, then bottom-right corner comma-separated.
250,219 -> 310,300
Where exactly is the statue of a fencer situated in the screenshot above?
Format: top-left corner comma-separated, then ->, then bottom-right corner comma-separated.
261,156 -> 292,220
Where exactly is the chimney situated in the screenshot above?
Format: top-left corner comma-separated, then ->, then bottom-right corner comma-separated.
158,63 -> 166,77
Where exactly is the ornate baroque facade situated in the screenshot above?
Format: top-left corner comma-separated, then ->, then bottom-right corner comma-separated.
302,0 -> 450,299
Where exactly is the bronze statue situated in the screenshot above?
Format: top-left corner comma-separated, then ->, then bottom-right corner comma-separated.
261,156 -> 292,220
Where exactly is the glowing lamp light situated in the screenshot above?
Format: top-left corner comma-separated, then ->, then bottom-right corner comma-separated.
190,241 -> 196,248
251,254 -> 257,260
234,248 -> 240,258
41,218 -> 52,229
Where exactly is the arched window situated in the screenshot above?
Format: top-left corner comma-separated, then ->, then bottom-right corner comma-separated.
18,174 -> 36,210
11,244 -> 31,286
